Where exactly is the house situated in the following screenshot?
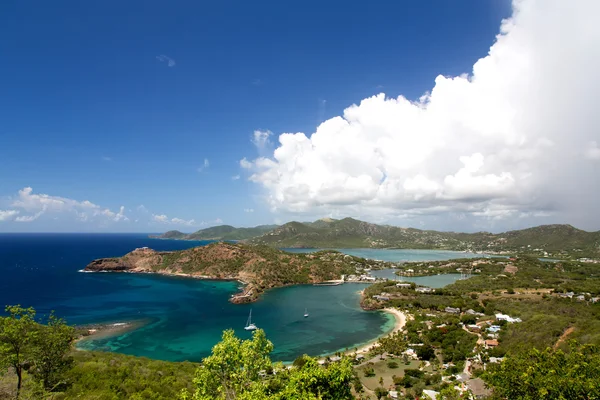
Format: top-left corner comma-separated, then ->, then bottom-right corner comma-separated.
445,307 -> 461,314
495,313 -> 522,323
467,324 -> 481,332
388,390 -> 399,399
485,339 -> 499,348
373,295 -> 390,301
396,283 -> 411,288
422,389 -> 439,400
329,356 -> 341,362
466,309 -> 484,316
489,357 -> 504,363
487,325 -> 501,333
416,287 -> 435,293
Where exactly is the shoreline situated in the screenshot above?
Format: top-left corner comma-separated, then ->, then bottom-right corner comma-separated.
314,307 -> 407,363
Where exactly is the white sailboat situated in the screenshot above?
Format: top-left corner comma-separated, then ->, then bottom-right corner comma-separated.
304,308 -> 309,318
244,309 -> 257,331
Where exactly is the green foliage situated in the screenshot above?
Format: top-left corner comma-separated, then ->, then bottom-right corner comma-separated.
363,367 -> 375,377
484,342 -> 600,399
386,360 -> 398,369
29,313 -> 76,391
0,305 -> 37,398
185,329 -> 353,400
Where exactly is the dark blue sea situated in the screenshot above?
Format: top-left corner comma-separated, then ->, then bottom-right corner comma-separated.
0,234 -> 396,362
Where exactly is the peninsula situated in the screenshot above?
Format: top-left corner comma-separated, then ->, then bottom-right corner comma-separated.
84,242 -> 392,303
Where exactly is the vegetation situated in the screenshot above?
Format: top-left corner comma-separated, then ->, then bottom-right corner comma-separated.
0,306 -> 75,398
485,342 -> 600,399
245,218 -> 600,257
151,225 -> 278,241
85,242 -> 393,303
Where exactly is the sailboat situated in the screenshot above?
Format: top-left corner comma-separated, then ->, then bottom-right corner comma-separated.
304,308 -> 309,318
244,309 -> 257,331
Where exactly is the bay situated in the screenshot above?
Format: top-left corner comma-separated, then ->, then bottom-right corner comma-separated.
0,234 -> 471,362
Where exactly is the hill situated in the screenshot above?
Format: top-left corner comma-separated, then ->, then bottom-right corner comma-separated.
250,218 -> 600,257
84,242 -> 390,303
151,224 -> 278,241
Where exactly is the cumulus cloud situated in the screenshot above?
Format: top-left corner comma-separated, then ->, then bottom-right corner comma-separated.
0,210 -> 19,221
156,54 -> 176,67
240,158 -> 252,169
152,214 -> 196,226
242,0 -> 600,230
8,187 -> 129,224
15,209 -> 45,222
232,175 -> 241,180
251,130 -> 273,154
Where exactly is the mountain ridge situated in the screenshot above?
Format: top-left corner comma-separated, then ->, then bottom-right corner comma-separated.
152,219 -> 600,257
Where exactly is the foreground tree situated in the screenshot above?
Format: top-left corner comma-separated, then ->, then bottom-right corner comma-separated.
182,329 -> 354,400
484,342 -> 600,399
29,313 -> 76,391
0,306 -> 37,398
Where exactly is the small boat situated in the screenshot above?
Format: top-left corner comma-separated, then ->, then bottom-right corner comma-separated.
244,309 -> 257,331
304,308 -> 309,318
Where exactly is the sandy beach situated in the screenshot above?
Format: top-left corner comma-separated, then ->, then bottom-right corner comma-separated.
349,308 -> 407,356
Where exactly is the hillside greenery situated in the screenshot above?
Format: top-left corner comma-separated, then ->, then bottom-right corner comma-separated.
151,225 -> 278,241
249,218 -> 600,257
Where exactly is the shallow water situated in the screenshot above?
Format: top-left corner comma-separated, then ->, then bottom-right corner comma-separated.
0,234 -> 466,362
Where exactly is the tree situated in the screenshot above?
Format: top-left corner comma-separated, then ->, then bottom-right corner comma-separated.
187,329 -> 273,400
29,313 -> 76,390
436,385 -> 463,400
484,342 -> 600,399
184,329 -> 354,399
0,305 -> 37,398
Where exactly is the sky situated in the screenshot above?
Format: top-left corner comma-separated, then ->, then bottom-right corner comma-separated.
1,0 -> 599,234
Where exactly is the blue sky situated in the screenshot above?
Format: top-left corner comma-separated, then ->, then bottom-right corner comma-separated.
2,0 -> 598,233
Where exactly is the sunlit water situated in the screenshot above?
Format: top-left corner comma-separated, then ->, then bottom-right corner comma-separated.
0,234 -> 471,361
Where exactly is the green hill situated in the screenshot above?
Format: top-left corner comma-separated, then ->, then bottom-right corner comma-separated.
250,219 -> 600,257
151,224 -> 278,241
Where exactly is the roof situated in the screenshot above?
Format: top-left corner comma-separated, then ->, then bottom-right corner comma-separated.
485,339 -> 499,346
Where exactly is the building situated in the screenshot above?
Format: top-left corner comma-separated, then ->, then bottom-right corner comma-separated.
416,287 -> 435,293
422,389 -> 439,400
445,307 -> 461,314
485,339 -> 499,348
396,283 -> 411,288
495,313 -> 522,323
388,390 -> 399,399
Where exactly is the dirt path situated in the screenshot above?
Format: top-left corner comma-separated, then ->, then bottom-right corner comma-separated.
554,326 -> 575,349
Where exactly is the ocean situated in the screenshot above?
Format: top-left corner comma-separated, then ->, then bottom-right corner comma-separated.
0,233 -> 477,362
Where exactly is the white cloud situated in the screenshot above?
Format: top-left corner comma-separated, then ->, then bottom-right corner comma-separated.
9,187 -> 129,224
585,141 -> 600,160
243,0 -> 600,230
170,217 -> 196,226
240,158 -> 252,169
156,54 -> 176,67
153,214 -> 196,226
0,210 -> 19,221
152,214 -> 169,223
244,208 -> 254,213
15,209 -> 45,222
214,218 -> 223,224
198,158 -> 210,172
251,130 -> 273,154
232,175 -> 241,180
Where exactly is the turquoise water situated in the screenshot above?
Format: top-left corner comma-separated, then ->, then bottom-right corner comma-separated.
368,269 -> 463,288
0,234 -> 469,363
283,248 -> 485,263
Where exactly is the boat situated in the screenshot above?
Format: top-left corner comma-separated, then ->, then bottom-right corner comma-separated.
304,308 -> 309,318
244,309 -> 257,331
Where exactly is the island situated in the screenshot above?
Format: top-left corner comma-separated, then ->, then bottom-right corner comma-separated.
84,242 -> 393,303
